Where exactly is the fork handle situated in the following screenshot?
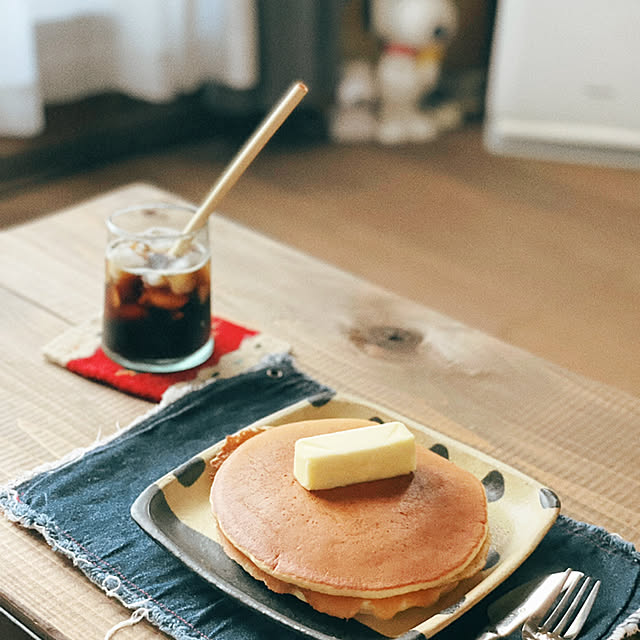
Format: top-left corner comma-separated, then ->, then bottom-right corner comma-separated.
474,631 -> 501,640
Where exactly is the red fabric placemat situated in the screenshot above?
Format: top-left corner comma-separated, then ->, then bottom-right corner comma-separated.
43,316 -> 290,402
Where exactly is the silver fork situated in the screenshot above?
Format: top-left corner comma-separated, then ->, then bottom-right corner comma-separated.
522,571 -> 601,640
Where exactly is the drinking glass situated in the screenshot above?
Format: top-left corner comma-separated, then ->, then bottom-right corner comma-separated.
102,203 -> 213,372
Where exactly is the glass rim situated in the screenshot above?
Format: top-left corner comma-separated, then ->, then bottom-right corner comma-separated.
106,202 -> 200,241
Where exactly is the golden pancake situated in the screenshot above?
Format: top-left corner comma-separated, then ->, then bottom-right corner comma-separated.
215,520 -> 490,619
210,418 -> 488,610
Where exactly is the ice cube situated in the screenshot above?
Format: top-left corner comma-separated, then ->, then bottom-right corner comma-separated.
198,282 -> 210,304
109,286 -> 121,308
148,252 -> 169,270
115,272 -> 142,304
107,260 -> 123,282
108,242 -> 147,270
142,289 -> 189,310
168,272 -> 196,295
142,271 -> 168,287
116,304 -> 148,320
170,251 -> 199,272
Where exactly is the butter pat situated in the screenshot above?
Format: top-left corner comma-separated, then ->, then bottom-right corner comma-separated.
293,422 -> 416,490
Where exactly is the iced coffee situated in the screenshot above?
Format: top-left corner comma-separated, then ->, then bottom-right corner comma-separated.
102,204 -> 213,372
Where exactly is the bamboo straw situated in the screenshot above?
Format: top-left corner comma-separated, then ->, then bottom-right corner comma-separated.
170,81 -> 308,256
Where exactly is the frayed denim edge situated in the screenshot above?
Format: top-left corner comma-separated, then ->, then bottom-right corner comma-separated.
556,516 -> 640,640
0,488 -> 212,640
0,353 -> 314,640
557,514 -> 639,558
2,394 -> 637,640
607,613 -> 640,640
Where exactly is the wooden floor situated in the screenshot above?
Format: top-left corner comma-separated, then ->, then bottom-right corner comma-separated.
1,123 -> 639,398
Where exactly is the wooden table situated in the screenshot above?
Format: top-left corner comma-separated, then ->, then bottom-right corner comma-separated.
1,184 -> 638,640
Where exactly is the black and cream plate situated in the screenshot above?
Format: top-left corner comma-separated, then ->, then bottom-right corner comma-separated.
131,393 -> 560,640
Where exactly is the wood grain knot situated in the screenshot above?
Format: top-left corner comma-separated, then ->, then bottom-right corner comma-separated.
349,325 -> 423,356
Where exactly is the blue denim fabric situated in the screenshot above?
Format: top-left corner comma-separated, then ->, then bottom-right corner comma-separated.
436,516 -> 640,640
1,356 -> 639,640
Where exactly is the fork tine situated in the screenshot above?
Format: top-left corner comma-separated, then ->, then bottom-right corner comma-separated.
522,572 -> 600,640
540,571 -> 583,631
526,569 -> 575,627
562,579 -> 601,640
551,577 -> 593,635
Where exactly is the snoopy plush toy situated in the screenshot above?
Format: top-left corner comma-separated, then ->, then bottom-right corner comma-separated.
371,0 -> 459,144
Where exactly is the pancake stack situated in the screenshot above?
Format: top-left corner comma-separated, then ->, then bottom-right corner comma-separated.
210,418 -> 489,620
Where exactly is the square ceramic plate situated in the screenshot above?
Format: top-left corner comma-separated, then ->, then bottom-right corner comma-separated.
131,393 -> 560,640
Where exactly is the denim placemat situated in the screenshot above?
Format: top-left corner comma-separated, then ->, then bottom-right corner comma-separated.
1,356 -> 639,640
436,516 -> 640,640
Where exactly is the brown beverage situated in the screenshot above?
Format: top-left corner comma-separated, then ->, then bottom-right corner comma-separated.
102,205 -> 213,372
